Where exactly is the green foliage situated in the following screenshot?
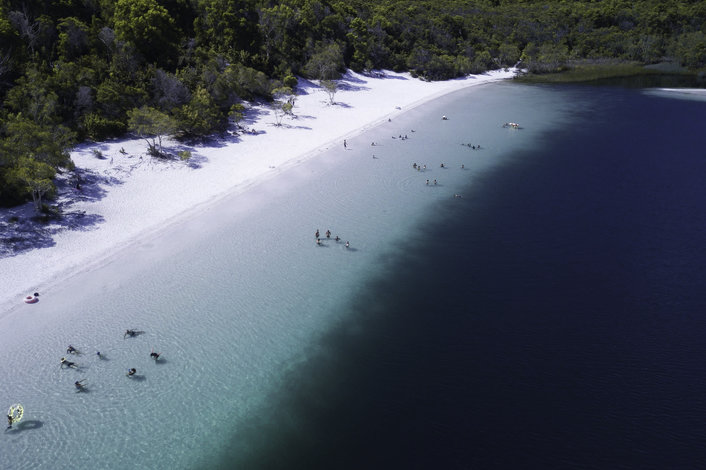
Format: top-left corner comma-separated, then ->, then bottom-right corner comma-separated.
114,0 -> 179,66
670,31 -> 706,69
173,86 -> 224,138
283,73 -> 298,89
229,103 -> 246,127
83,112 -> 127,140
1,0 -> 706,208
12,156 -> 56,213
57,17 -> 89,62
271,85 -> 295,125
304,42 -> 346,80
127,106 -> 178,155
320,79 -> 337,105
195,0 -> 260,60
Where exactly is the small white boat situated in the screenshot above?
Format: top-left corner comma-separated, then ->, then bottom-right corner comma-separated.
503,122 -> 520,129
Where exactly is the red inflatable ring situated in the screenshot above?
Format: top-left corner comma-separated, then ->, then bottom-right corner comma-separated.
24,295 -> 38,304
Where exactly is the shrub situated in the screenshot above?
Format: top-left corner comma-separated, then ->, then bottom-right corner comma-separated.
83,113 -> 127,141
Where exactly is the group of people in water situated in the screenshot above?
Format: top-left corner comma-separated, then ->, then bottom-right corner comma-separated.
315,229 -> 350,248
58,329 -> 162,392
462,143 -> 482,150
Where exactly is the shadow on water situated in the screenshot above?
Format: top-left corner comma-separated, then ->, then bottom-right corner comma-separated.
5,420 -> 44,434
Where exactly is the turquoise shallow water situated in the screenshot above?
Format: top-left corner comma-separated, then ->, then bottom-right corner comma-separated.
0,81 -> 621,469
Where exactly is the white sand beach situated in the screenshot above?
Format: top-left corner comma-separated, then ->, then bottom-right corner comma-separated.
0,68 -> 516,315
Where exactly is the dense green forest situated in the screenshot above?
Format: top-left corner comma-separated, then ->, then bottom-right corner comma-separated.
1,0 -> 705,208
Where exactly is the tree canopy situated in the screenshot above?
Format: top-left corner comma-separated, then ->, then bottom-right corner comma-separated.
1,0 -> 705,207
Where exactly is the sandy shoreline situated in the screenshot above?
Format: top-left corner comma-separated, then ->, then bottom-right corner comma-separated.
0,68 -> 517,315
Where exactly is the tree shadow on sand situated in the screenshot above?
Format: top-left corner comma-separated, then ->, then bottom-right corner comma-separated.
0,167 -> 111,258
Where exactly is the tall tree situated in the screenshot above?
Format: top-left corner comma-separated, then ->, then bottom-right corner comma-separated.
113,0 -> 179,67
127,105 -> 177,156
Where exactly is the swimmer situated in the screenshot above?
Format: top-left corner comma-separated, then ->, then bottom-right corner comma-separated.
60,357 -> 77,368
7,414 -> 12,429
413,163 -> 417,169
326,230 -> 331,239
315,229 -> 320,238
335,236 -> 340,242
96,351 -> 101,358
426,179 -> 429,185
127,368 -> 137,377
150,350 -> 160,360
74,379 -> 87,391
434,179 -> 437,185
345,241 -> 350,248
440,163 -> 445,168
316,238 -> 321,245
124,329 -> 137,338
67,345 -> 78,354
461,164 -> 465,169
454,194 -> 463,198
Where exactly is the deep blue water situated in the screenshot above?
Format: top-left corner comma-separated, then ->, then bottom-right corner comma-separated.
215,84 -> 706,469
